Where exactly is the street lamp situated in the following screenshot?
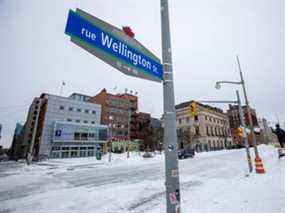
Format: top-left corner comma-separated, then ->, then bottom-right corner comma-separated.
215,55 -> 265,174
108,115 -> 113,162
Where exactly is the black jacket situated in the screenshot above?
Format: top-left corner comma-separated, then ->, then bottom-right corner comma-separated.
275,127 -> 285,143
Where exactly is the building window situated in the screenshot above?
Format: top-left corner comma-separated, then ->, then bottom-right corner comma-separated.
69,107 -> 74,111
89,133 -> 95,138
85,109 -> 89,114
81,133 -> 88,140
67,118 -> 72,122
206,126 -> 210,136
59,106 -> 64,110
74,132 -> 80,140
91,121 -> 95,124
92,110 -> 96,114
178,118 -> 182,124
77,108 -> 81,112
83,120 -> 88,124
76,119 -> 80,123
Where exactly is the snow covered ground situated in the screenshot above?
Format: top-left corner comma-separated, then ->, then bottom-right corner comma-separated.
0,145 -> 284,213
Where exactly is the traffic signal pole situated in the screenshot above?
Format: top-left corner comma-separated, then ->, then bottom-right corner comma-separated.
236,56 -> 259,158
236,90 -> 253,173
161,0 -> 181,212
236,55 -> 265,174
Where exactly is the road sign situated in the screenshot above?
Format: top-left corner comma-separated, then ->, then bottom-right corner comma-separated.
65,9 -> 163,82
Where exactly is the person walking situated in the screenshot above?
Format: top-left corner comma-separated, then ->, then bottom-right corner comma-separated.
274,124 -> 285,148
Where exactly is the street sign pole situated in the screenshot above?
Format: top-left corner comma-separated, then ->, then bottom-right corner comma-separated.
236,90 -> 253,173
161,0 -> 181,212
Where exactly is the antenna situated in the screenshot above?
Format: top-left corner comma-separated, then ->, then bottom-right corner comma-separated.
59,81 -> 66,96
276,113 -> 280,125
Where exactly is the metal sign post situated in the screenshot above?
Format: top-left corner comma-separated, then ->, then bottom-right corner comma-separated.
65,6 -> 181,212
161,0 -> 181,212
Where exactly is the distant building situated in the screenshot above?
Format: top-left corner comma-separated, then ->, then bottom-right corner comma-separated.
173,101 -> 232,152
69,93 -> 92,102
227,105 -> 260,145
21,93 -> 108,160
130,112 -> 152,150
10,123 -> 25,160
150,117 -> 163,150
258,118 -> 280,145
0,124 -> 2,141
89,88 -> 138,140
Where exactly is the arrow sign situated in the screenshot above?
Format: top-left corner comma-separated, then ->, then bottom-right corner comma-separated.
65,9 -> 163,82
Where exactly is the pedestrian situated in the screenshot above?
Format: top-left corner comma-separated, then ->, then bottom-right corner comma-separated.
274,124 -> 285,148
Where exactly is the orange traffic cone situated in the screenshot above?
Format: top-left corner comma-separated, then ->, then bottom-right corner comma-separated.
255,157 -> 265,174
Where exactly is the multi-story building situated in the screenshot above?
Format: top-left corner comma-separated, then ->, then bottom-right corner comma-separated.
227,104 -> 259,145
89,88 -> 138,140
258,118 -> 274,144
175,101 -> 233,152
22,93 -> 108,160
0,124 -> 2,142
69,93 -> 91,102
130,112 -> 152,149
10,123 -> 25,160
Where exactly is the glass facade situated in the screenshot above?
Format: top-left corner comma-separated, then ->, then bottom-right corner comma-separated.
53,122 -> 108,142
50,122 -> 107,158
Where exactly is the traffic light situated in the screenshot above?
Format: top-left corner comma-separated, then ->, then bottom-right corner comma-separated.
236,127 -> 244,138
189,102 -> 198,117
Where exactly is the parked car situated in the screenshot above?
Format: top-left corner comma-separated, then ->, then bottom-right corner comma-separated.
178,149 -> 195,159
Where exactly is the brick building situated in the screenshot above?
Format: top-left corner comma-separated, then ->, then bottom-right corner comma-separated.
130,112 -> 152,150
227,104 -> 259,145
89,89 -> 138,140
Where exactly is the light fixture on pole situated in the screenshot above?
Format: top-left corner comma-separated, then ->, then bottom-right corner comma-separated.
214,55 -> 265,174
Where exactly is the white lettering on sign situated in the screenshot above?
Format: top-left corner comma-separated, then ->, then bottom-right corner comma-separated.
101,32 -> 153,71
81,28 -> 96,41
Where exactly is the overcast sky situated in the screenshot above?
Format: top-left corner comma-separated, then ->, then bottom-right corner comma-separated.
0,0 -> 284,148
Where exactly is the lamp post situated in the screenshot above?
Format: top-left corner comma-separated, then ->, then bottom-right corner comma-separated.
108,115 -> 113,162
215,55 -> 265,174
127,109 -> 131,158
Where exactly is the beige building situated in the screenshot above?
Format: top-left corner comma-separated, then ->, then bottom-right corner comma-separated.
175,101 -> 233,152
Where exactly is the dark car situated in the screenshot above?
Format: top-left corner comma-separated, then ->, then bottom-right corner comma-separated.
178,149 -> 195,159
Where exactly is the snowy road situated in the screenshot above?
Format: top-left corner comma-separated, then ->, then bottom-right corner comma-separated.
0,145 -> 284,213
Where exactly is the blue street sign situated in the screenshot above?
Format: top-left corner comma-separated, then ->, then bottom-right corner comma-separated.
65,9 -> 163,82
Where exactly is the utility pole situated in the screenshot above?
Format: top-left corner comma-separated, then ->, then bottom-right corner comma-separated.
27,99 -> 42,165
161,0 -> 181,212
236,90 -> 253,173
109,116 -> 113,163
127,109 -> 131,158
236,55 -> 265,173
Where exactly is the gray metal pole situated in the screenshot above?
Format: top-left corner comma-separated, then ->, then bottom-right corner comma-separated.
236,90 -> 253,173
27,99 -> 42,165
127,109 -> 131,158
236,55 -> 259,158
109,118 -> 112,162
161,1 -> 181,212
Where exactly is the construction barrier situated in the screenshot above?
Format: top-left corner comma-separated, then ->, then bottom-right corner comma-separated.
255,157 -> 265,174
